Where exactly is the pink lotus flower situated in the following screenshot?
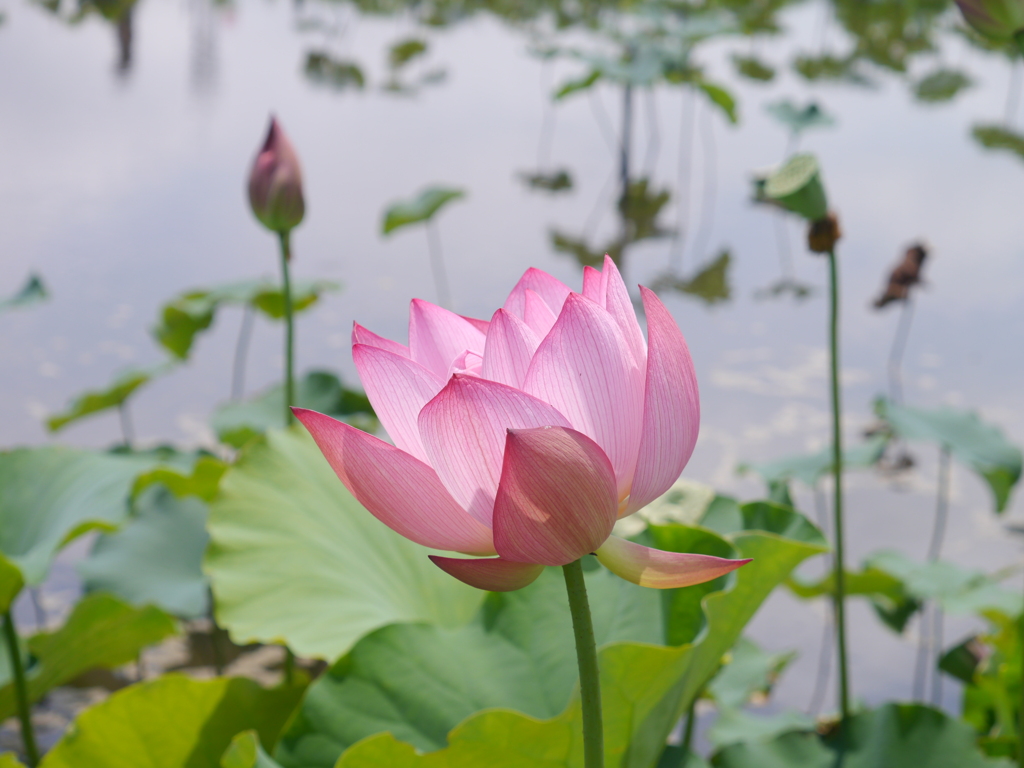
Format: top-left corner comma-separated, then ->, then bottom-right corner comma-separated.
248,117 -> 305,236
295,258 -> 749,591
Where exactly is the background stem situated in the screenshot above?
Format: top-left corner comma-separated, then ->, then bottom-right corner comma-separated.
827,250 -> 851,723
425,220 -> 452,310
278,231 -> 295,427
563,559 -> 604,768
231,304 -> 255,401
3,610 -> 40,767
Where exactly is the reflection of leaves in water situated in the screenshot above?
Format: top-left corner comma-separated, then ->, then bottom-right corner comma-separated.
79,0 -> 135,22
304,52 -> 365,91
0,274 -> 48,313
619,178 -> 674,241
832,0 -> 947,74
765,100 -> 834,134
972,123 -> 1024,161
754,278 -> 815,302
382,186 -> 465,234
731,54 -> 775,82
914,69 -> 972,103
383,68 -> 447,96
793,53 -> 874,86
389,38 -> 427,69
519,169 -> 573,193
550,230 -> 613,269
650,251 -> 732,305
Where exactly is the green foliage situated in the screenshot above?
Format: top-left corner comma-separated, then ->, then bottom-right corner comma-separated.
389,38 -> 428,69
0,594 -> 177,721
876,398 -> 1023,512
740,434 -> 888,488
554,69 -> 600,99
382,187 -> 465,234
707,637 -> 796,710
0,274 -> 48,313
132,455 -> 228,502
0,446 -> 162,606
914,69 -> 972,103
764,101 -> 834,135
712,703 -> 1011,767
305,53 -> 366,91
793,53 -> 873,86
731,54 -> 774,82
519,169 -> 573,192
972,124 -> 1024,162
707,708 -> 815,749
78,485 -> 211,618
649,252 -> 732,306
210,370 -> 376,449
205,427 -> 484,661
47,364 -> 171,433
282,502 -> 825,767
39,674 -> 306,768
222,731 -> 286,768
153,279 -> 339,360
696,81 -> 738,124
0,754 -> 28,768
789,563 -> 920,633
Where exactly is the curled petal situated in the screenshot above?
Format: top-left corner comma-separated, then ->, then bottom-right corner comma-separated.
493,426 -> 617,567
353,344 -> 443,463
482,309 -> 541,389
352,322 -> 410,358
409,299 -> 486,380
294,408 -> 495,556
418,376 -> 571,527
524,293 -> 644,500
595,535 -> 750,589
625,287 -> 700,515
429,556 -> 544,592
503,267 -> 572,321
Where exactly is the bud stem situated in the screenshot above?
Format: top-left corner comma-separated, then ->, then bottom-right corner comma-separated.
563,559 -> 603,768
3,610 -> 39,767
278,231 -> 296,428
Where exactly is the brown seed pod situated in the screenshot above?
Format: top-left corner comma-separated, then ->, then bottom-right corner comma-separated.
807,213 -> 842,253
874,243 -> 928,308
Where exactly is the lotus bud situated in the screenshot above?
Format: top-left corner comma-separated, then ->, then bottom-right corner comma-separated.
248,117 -> 305,237
763,153 -> 829,222
955,0 -> 1024,43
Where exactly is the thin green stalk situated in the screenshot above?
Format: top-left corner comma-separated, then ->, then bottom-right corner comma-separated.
278,231 -> 295,427
679,696 -> 697,767
563,559 -> 603,768
1019,583 -> 1024,768
826,250 -> 851,723
3,610 -> 40,767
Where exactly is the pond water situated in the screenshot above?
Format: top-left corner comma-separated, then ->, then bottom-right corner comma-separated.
2,0 -> 1023,723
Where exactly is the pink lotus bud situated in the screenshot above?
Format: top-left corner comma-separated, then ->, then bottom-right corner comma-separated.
293,258 -> 750,592
955,0 -> 1024,42
248,117 -> 305,235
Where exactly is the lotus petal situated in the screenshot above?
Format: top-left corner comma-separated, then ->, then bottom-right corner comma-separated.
482,309 -> 541,389
503,267 -> 572,320
352,322 -> 410,358
493,426 -> 617,566
428,555 -> 544,591
595,535 -> 750,588
599,257 -> 647,369
409,299 -> 486,379
523,289 -> 559,339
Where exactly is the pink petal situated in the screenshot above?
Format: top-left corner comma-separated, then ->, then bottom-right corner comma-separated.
445,350 -> 484,381
600,257 -> 647,369
503,268 -> 572,320
523,293 -> 645,500
582,266 -> 607,307
409,299 -> 486,380
353,343 -> 443,463
493,426 -> 618,566
595,535 -> 750,589
429,556 -> 544,591
481,309 -> 541,389
417,376 -> 572,527
294,408 -> 495,556
625,288 -> 700,515
352,322 -> 410,358
460,315 -> 491,335
523,289 -> 559,339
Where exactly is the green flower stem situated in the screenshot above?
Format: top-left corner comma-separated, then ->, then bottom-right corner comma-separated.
563,559 -> 603,768
278,231 -> 295,427
679,696 -> 697,767
826,249 -> 851,724
2,610 -> 40,767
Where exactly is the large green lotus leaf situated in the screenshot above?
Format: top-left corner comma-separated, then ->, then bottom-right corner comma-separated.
788,563 -> 920,633
153,279 -> 340,360
39,674 -> 306,768
707,708 -> 815,749
0,274 -> 48,313
382,187 -> 465,235
740,434 -> 888,488
47,363 -> 174,433
0,593 -> 177,721
223,731 -> 287,768
914,69 -> 972,103
0,446 -> 160,594
78,485 -> 211,618
0,754 -> 28,768
275,564 -> 662,767
711,703 -> 1011,768
331,503 -> 827,768
204,427 -> 484,661
707,637 -> 796,710
210,371 -> 376,450
877,398 -> 1022,512
132,455 -> 229,503
764,101 -> 834,134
